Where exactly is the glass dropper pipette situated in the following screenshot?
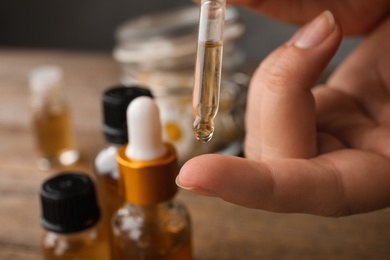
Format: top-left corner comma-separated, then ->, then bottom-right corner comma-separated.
192,0 -> 226,143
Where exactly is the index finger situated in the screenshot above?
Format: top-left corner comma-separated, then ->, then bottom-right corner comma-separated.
177,151 -> 390,216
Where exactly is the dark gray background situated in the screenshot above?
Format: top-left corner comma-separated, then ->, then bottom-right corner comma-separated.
0,0 -> 361,66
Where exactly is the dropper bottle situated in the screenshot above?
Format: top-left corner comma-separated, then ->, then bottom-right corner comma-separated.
94,85 -> 152,259
113,97 -> 192,259
40,172 -> 110,260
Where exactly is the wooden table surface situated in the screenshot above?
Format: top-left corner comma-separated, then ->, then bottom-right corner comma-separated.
1,48 -> 390,260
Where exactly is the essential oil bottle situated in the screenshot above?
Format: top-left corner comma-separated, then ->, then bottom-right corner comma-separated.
29,65 -> 80,170
113,96 -> 192,259
94,85 -> 152,258
40,172 -> 110,260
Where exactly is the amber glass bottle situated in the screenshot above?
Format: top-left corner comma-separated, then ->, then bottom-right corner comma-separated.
40,172 -> 110,260
112,97 -> 192,259
29,66 -> 80,170
94,85 -> 152,258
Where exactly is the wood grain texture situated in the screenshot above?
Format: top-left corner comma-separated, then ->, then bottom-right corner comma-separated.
1,49 -> 390,260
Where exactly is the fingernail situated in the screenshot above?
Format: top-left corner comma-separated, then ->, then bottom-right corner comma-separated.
175,176 -> 218,197
288,10 -> 335,49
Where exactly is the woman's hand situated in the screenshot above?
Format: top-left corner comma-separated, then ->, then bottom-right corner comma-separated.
177,10 -> 390,216
226,0 -> 390,35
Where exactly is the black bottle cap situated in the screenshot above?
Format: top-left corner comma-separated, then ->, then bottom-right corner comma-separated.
40,172 -> 101,233
102,85 -> 153,144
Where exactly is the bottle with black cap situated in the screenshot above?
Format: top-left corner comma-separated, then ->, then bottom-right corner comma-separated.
94,85 -> 152,257
40,172 -> 110,260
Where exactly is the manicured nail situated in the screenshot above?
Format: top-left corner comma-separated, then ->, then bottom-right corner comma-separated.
288,10 -> 335,49
175,176 -> 218,197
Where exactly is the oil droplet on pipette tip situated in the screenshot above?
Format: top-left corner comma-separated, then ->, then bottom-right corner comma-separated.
193,116 -> 214,143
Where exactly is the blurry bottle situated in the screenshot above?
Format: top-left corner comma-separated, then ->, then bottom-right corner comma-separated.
94,85 -> 152,258
113,97 -> 192,259
40,172 -> 110,260
29,65 -> 80,170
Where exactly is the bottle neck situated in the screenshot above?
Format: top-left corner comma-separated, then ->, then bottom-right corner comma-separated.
31,86 -> 66,115
122,199 -> 176,220
44,224 -> 100,241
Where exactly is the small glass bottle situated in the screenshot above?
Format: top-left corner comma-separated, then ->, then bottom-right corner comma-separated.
29,65 -> 80,170
39,172 -> 110,260
94,85 -> 152,258
113,96 -> 192,260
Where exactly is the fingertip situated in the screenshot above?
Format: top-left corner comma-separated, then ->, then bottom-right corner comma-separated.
287,10 -> 337,49
177,154 -> 225,196
178,154 -> 346,215
177,154 -> 273,208
177,155 -> 202,187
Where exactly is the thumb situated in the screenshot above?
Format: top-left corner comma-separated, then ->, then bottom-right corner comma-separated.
245,10 -> 342,160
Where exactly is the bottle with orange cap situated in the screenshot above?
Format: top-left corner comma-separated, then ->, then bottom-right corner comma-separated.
94,85 -> 153,259
112,96 -> 192,260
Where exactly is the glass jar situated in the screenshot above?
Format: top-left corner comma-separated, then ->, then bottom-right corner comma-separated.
113,5 -> 249,165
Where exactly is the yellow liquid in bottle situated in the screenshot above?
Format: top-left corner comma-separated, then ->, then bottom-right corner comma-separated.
113,203 -> 192,260
42,228 -> 110,260
167,242 -> 192,260
33,108 -> 78,167
96,173 -> 123,259
193,41 -> 223,143
114,234 -> 192,260
98,174 -> 122,225
43,242 -> 109,260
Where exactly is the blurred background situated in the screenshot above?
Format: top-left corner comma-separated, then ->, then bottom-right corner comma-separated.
0,0 -> 361,66
0,0 -> 364,163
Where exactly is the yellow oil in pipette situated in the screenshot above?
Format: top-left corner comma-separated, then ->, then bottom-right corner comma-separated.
193,0 -> 226,143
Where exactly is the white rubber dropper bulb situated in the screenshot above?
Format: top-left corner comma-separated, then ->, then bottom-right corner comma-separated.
125,96 -> 167,160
